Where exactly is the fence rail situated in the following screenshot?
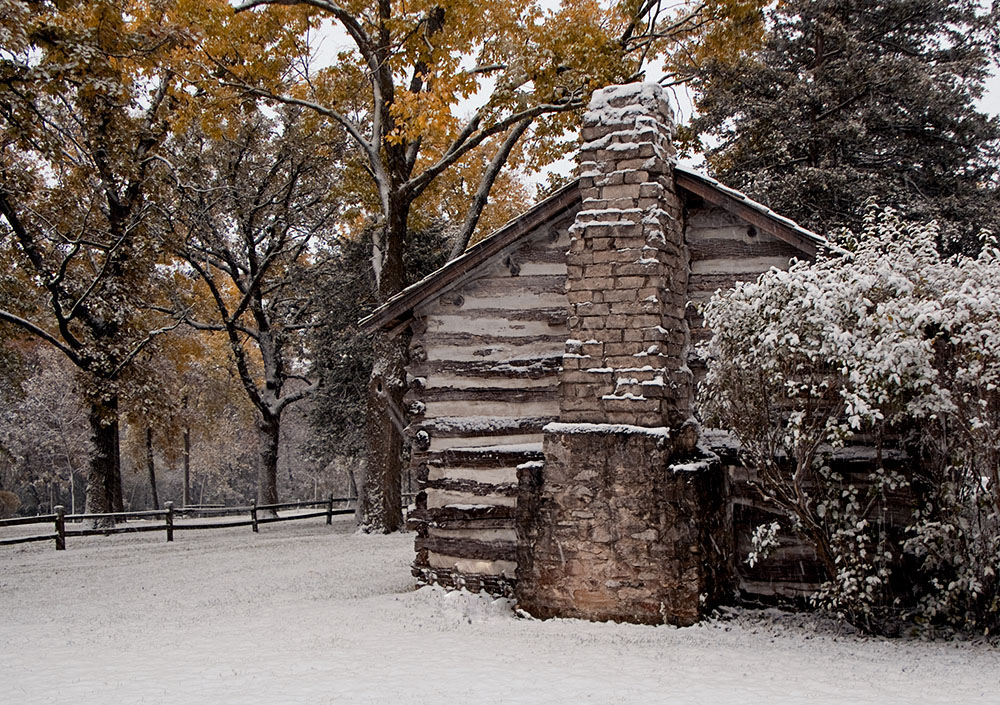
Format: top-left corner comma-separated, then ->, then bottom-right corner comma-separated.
0,494 -> 413,551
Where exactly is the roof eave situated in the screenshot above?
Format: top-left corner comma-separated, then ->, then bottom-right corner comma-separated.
673,165 -> 828,256
359,181 -> 582,334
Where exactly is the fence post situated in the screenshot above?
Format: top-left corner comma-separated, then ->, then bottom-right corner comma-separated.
251,500 -> 259,533
54,505 -> 65,551
165,501 -> 174,542
326,494 -> 334,525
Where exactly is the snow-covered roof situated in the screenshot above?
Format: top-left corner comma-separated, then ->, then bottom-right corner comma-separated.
361,169 -> 829,332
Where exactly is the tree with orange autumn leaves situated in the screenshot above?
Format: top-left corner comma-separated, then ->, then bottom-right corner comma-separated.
1,0 -> 767,525
0,0 -> 202,523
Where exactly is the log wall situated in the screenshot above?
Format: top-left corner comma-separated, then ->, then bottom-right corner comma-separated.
685,201 -> 805,387
406,213 -> 576,594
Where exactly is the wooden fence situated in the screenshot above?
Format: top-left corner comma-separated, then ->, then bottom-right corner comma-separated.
0,496 -> 363,551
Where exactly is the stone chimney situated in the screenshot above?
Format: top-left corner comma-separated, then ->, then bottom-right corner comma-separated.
516,83 -> 731,626
561,83 -> 691,428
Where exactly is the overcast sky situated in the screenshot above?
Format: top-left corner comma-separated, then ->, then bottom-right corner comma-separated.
980,71 -> 1000,116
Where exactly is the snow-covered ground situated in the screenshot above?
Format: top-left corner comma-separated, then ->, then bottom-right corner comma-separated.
1,518 -> 997,705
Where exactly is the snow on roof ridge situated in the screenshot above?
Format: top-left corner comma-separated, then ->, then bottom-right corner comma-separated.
674,164 -> 828,248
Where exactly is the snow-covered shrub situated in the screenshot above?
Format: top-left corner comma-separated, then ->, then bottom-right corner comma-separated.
699,207 -> 1000,633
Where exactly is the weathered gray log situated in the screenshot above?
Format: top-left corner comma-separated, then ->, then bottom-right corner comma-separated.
414,331 -> 568,349
411,416 -> 558,438
411,385 -> 558,404
416,445 -> 543,468
54,505 -> 65,550
0,514 -> 57,528
422,478 -> 519,497
408,357 -> 562,380
415,535 -> 517,562
408,504 -> 516,524
165,501 -> 174,542
688,238 -> 802,262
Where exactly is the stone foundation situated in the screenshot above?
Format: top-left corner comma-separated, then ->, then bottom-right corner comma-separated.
516,425 -> 731,625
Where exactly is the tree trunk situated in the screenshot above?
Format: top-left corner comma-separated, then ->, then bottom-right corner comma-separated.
145,426 -> 159,510
257,413 -> 281,511
105,398 -> 124,514
361,329 -> 407,533
84,394 -> 120,528
362,201 -> 409,533
182,426 -> 191,507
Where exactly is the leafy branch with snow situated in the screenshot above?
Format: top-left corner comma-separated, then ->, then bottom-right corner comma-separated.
699,206 -> 1000,633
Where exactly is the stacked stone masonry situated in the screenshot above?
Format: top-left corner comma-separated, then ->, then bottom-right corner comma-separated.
561,83 -> 692,428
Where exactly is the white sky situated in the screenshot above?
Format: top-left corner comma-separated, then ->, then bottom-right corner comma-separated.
308,9 -> 1000,182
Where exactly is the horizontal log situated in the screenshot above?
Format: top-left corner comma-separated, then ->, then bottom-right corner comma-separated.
738,578 -> 817,600
409,357 -> 563,380
412,385 -> 558,404
413,415 -> 557,438
455,291 -> 569,312
419,374 -> 555,392
426,465 -> 521,487
416,535 -> 517,563
66,524 -> 166,537
423,306 -> 568,323
421,516 -> 516,531
0,533 -> 56,546
0,514 -> 57,528
64,509 -> 166,522
689,238 -> 802,262
685,204 -> 748,230
422,398 -> 559,420
173,519 -> 255,530
461,274 -> 567,298
409,504 -> 516,524
417,444 -> 544,468
425,489 -> 517,510
411,564 -> 516,596
691,256 -> 792,277
423,478 -> 519,498
418,331 -> 568,349
515,236 -> 573,258
429,525 -> 517,543
423,315 -> 566,340
174,506 -> 253,517
255,499 -> 338,512
255,510 -> 336,524
421,339 -> 567,365
425,553 -> 518,579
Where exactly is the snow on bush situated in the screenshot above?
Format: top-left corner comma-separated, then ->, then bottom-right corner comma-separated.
699,206 -> 1000,633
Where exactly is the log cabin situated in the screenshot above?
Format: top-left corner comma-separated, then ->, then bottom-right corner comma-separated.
361,83 -> 842,625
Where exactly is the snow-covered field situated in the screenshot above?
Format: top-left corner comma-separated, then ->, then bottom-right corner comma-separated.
1,518 -> 997,705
